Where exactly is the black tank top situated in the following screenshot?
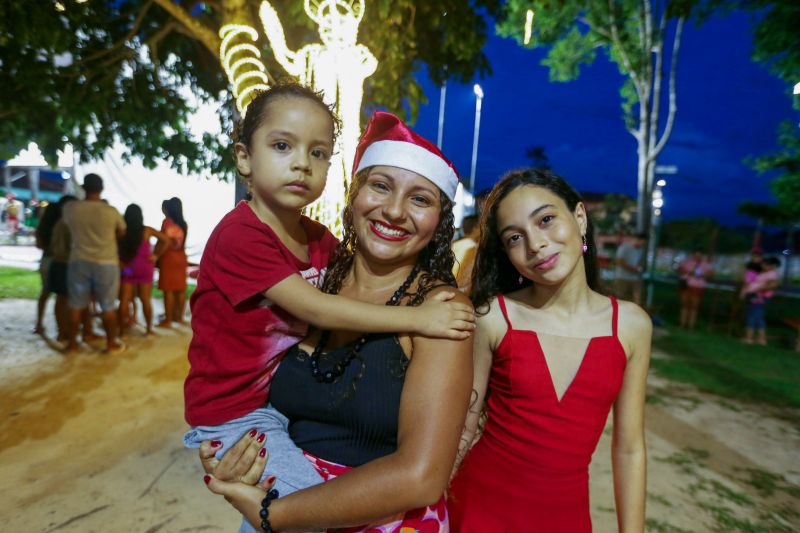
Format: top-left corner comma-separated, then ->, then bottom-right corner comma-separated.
270,333 -> 408,467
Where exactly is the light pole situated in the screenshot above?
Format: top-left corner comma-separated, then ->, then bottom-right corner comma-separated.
645,174 -> 670,307
469,83 -> 484,193
437,79 -> 447,150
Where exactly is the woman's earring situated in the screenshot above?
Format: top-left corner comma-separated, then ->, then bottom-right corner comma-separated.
581,234 -> 588,254
518,275 -> 524,284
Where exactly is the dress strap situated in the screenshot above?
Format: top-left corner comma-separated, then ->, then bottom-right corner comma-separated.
496,294 -> 513,330
609,296 -> 619,337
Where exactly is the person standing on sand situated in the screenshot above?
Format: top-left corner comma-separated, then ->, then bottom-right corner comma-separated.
62,173 -> 126,354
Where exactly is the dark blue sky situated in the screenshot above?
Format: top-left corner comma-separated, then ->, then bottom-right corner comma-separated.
410,10 -> 797,226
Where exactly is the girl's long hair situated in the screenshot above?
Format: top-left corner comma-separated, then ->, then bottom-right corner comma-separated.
322,170 -> 457,304
36,202 -> 61,252
119,204 -> 145,262
471,168 -> 601,313
162,197 -> 187,247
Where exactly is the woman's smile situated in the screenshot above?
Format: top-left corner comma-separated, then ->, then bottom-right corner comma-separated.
533,253 -> 560,271
369,220 -> 411,241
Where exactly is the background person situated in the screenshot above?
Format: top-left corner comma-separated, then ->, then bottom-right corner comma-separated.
614,232 -> 647,305
451,214 -> 480,294
741,256 -> 780,345
156,197 -> 189,327
677,248 -> 713,329
62,173 -> 126,353
118,204 -> 171,336
33,201 -> 61,335
48,195 -> 77,343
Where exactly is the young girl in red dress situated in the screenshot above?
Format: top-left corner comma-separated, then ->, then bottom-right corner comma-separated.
448,169 -> 651,532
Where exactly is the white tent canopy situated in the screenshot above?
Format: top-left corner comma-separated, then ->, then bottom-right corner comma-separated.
75,145 -> 235,264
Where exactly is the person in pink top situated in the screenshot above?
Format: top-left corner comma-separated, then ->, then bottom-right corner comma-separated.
118,204 -> 171,336
677,248 -> 713,329
740,256 -> 780,345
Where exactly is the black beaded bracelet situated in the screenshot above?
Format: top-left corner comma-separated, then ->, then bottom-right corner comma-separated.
260,488 -> 279,533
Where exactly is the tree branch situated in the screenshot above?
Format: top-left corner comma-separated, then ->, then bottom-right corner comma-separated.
652,17 -> 684,157
647,8 -> 667,161
73,0 -> 153,67
147,20 -> 180,87
151,0 -> 220,57
608,0 -> 642,96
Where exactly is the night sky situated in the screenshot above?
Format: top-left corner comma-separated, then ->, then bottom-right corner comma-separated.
410,10 -> 797,226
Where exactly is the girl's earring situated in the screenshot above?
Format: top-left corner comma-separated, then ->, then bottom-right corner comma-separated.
581,234 -> 588,254
518,275 -> 524,285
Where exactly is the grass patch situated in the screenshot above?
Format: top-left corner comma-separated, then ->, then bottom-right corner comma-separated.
652,326 -> 800,409
0,266 -> 195,301
0,266 -> 40,299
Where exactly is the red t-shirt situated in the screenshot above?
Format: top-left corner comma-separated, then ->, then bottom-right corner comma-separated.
184,201 -> 338,426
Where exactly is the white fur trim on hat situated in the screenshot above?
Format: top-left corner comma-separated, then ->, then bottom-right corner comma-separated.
355,140 -> 459,200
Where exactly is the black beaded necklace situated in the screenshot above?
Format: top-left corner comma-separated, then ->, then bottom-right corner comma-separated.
308,265 -> 420,384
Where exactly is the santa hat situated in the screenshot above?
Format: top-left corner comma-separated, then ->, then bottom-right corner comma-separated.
353,111 -> 459,200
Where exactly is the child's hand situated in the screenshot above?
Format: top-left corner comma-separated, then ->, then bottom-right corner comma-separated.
415,291 -> 475,340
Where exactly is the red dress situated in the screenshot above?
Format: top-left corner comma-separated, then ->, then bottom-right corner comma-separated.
448,295 -> 627,532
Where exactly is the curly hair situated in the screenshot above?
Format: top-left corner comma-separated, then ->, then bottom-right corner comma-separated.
471,168 -> 602,314
322,169 -> 457,304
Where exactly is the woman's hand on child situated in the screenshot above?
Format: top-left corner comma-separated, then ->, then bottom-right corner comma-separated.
198,429 -> 269,485
203,472 -> 276,529
416,290 -> 475,340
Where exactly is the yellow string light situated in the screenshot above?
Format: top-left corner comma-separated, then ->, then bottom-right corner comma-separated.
524,9 -> 534,45
219,24 -> 270,112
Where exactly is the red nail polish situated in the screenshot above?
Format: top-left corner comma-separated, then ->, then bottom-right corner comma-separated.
210,440 -> 222,448
248,429 -> 257,438
257,433 -> 266,443
267,475 -> 276,485
259,447 -> 267,458
203,475 -> 211,485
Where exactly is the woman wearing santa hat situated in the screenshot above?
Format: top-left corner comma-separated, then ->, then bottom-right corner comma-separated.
202,111 -> 473,533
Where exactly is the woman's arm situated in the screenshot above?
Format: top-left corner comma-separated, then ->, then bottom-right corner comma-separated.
206,288 -> 475,532
144,226 -> 171,263
451,300 -> 504,476
612,301 -> 652,533
265,274 -> 475,339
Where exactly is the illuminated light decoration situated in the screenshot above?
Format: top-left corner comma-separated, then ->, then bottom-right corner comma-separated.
55,1 -> 65,11
260,0 -> 378,235
524,9 -> 534,45
219,24 -> 270,113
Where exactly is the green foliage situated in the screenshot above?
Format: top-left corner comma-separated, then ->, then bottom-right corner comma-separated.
749,2 -> 800,92
0,0 -> 231,175
0,0 -> 500,179
742,120 -> 800,224
660,217 -> 749,253
593,193 -> 636,235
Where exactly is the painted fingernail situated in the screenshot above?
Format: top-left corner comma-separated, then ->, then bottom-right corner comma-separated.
257,433 -> 266,443
259,447 -> 267,458
248,429 -> 257,438
203,475 -> 211,485
210,440 -> 222,448
267,475 -> 276,485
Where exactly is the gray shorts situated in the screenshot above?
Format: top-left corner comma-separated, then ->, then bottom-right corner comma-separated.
184,404 -> 323,533
67,260 -> 120,311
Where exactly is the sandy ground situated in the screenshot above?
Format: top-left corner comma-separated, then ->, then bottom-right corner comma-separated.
0,297 -> 798,533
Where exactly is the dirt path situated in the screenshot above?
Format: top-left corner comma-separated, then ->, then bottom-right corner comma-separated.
0,298 -> 798,532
